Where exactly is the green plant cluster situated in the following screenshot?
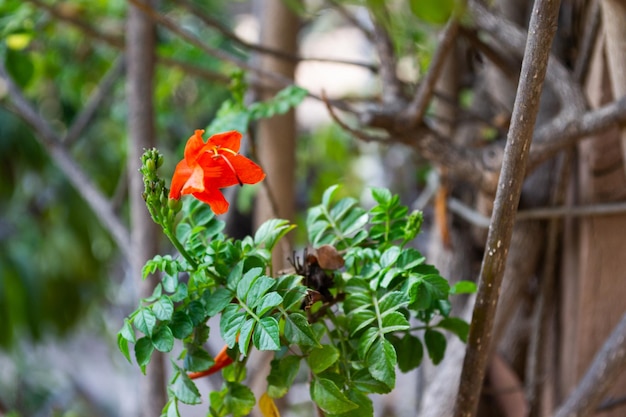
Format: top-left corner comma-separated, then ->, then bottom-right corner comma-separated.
118,154 -> 474,417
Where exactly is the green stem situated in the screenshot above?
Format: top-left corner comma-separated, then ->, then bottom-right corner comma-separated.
163,227 -> 198,270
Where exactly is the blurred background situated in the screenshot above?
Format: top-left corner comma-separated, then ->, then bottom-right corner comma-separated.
2,0 -> 626,416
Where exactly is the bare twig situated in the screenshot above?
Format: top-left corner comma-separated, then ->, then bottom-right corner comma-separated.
64,57 -> 125,146
174,0 -> 378,72
452,1 -> 561,416
398,19 -> 460,131
0,63 -> 131,256
573,0 -> 600,83
128,0 -> 293,89
326,0 -> 375,41
553,313 -> 626,417
321,91 -> 388,143
528,95 -> 626,172
368,4 -> 403,104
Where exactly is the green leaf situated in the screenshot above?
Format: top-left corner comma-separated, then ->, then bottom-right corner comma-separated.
340,389 -> 374,417
119,318 -> 136,343
423,274 -> 450,299
152,325 -> 174,352
134,336 -> 154,373
204,287 -> 235,316
223,382 -> 256,417
186,300 -> 206,326
321,184 -> 340,207
311,378 -> 358,415
221,304 -> 246,348
424,329 -> 447,364
307,344 -> 340,374
238,317 -> 255,356
371,187 -> 392,205
436,317 -> 470,342
380,311 -> 410,334
117,332 -> 131,363
152,295 -> 174,321
450,280 -> 477,295
409,0 -> 458,24
246,276 -> 276,309
171,282 -> 188,303
236,267 -> 263,301
134,307 -> 157,336
254,219 -> 295,252
396,248 -> 426,271
395,334 -> 423,372
5,48 -> 34,88
163,399 -> 180,417
284,313 -> 320,347
380,247 -> 401,268
357,328 -> 379,360
226,261 -> 244,291
351,369 -> 392,394
267,355 -> 301,398
183,346 -> 214,372
171,371 -> 202,405
162,272 -> 178,293
253,316 -> 280,351
255,290 -> 283,317
366,337 -> 396,389
168,311 -> 194,339
378,291 -> 409,314
348,310 -> 377,336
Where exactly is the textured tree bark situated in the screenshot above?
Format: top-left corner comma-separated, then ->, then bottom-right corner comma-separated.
253,0 -> 299,271
452,1 -> 562,416
126,2 -> 167,415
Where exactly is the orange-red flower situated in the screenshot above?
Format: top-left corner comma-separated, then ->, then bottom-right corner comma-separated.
169,130 -> 265,215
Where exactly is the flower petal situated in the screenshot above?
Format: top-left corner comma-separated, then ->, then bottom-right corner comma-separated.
184,130 -> 207,163
169,159 -> 192,199
207,131 -> 242,153
192,187 -> 230,215
181,165 -> 206,195
227,154 -> 266,184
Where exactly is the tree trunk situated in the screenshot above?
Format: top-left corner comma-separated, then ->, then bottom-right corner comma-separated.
253,0 -> 299,271
126,2 -> 167,415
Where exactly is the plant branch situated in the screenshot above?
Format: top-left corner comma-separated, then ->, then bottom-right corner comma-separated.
398,18 -> 460,131
64,56 -> 126,146
553,313 -> 626,417
128,0 -> 293,89
326,0 -> 375,41
368,4 -> 403,104
174,0 -> 378,72
0,63 -> 131,257
452,1 -> 561,416
528,94 -> 626,171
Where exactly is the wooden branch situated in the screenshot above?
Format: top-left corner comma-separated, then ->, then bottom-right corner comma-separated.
398,19 -> 459,131
450,197 -> 626,228
126,1 -> 167,413
174,0 -> 378,72
528,95 -> 626,172
452,1 -> 561,416
128,0 -> 293,89
326,0 -> 375,41
0,63 -> 131,257
64,56 -> 125,146
553,313 -> 626,417
27,0 -> 124,47
368,4 -> 403,104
